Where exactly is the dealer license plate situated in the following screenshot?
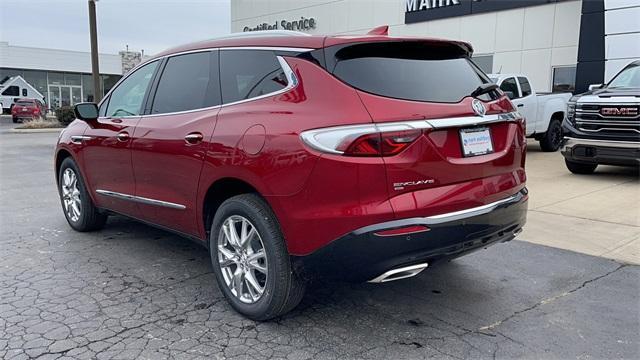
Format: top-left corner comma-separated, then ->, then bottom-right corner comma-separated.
460,127 -> 494,157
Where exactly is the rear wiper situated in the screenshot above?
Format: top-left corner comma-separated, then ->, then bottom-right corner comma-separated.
470,83 -> 499,98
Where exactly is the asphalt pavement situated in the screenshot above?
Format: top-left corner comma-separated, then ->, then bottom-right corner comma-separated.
1,117 -> 638,359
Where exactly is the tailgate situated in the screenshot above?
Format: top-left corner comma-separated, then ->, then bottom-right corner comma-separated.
325,40 -> 526,217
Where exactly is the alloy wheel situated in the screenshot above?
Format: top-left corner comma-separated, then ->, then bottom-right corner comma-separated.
217,215 -> 268,304
61,168 -> 82,222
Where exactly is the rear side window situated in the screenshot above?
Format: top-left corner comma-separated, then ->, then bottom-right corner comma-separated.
151,51 -> 220,114
327,42 -> 491,103
518,77 -> 532,97
220,50 -> 288,104
500,77 -> 519,98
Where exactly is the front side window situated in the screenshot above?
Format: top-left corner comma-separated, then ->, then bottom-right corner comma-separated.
500,77 -> 519,99
106,61 -> 158,117
518,77 -> 532,97
151,51 -> 220,114
607,63 -> 640,89
220,50 -> 288,104
2,85 -> 19,96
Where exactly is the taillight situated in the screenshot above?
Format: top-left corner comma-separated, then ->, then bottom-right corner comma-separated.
342,130 -> 423,156
301,121 -> 431,157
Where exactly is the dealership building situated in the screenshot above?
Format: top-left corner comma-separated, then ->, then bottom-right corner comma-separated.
0,42 -> 145,109
232,0 -> 640,94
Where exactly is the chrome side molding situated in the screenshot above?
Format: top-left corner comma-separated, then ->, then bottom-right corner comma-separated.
96,189 -> 186,210
368,263 -> 429,283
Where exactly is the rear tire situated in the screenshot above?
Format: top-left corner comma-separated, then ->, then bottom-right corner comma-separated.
58,157 -> 108,231
565,159 -> 597,174
210,194 -> 305,320
539,118 -> 563,152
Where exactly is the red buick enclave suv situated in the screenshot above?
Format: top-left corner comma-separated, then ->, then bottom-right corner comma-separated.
55,30 -> 527,320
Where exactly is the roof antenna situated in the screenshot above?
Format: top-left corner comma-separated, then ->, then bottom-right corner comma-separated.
367,25 -> 389,36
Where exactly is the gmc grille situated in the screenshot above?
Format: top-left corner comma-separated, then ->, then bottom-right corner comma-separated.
575,103 -> 640,139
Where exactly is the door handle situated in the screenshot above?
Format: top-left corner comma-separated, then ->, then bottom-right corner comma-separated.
517,104 -> 524,107
184,132 -> 204,145
116,132 -> 130,142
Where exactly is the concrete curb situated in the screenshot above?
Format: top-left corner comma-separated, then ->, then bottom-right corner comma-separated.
9,127 -> 64,134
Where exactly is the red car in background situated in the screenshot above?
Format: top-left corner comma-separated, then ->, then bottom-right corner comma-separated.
55,29 -> 528,320
11,98 -> 46,123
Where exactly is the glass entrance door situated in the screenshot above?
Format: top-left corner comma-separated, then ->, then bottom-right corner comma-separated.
61,87 -> 71,107
48,85 -> 82,110
48,86 -> 61,110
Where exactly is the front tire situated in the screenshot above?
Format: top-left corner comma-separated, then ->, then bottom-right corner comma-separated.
565,159 -> 597,174
58,157 -> 108,231
539,118 -> 563,152
210,194 -> 305,320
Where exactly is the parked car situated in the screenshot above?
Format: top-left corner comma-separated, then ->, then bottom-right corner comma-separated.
55,30 -> 528,320
11,98 -> 46,123
561,60 -> 640,174
489,74 -> 572,151
0,75 -> 45,114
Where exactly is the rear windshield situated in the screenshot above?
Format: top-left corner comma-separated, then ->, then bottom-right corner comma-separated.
16,100 -> 35,106
327,42 -> 491,103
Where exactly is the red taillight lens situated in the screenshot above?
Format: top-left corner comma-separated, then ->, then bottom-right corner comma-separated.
380,130 -> 422,156
343,129 -> 422,157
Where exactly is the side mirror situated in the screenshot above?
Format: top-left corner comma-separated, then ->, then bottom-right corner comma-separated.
588,84 -> 603,91
74,102 -> 99,121
504,91 -> 516,100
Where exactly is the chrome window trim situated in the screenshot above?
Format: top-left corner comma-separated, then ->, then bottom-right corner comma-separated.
140,55 -> 299,119
99,46 -> 312,110
96,189 -> 186,210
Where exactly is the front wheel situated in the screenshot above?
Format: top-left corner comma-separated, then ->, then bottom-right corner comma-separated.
210,194 -> 305,320
58,157 -> 108,231
565,159 -> 597,174
539,119 -> 563,152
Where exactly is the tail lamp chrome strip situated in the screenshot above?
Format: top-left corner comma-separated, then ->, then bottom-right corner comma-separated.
96,189 -> 186,210
300,112 -> 520,155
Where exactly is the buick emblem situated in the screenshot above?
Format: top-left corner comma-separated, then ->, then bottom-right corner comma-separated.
472,99 -> 486,117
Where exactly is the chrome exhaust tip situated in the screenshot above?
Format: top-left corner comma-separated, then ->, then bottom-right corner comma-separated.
513,228 -> 523,237
368,263 -> 429,283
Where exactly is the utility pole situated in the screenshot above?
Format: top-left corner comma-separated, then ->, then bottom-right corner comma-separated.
88,0 -> 101,103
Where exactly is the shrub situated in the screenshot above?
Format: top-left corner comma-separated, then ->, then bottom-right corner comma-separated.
55,106 -> 76,126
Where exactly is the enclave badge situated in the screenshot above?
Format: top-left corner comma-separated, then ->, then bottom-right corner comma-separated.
472,99 -> 486,117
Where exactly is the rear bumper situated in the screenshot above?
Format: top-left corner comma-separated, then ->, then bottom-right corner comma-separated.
561,137 -> 640,167
295,188 -> 528,282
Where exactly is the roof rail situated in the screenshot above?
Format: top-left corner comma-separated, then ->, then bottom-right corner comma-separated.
216,30 -> 311,40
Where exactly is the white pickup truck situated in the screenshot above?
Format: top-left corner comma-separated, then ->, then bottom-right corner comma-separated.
489,74 -> 572,151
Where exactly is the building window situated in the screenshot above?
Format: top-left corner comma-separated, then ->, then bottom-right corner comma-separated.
552,66 -> 576,92
472,55 -> 494,74
23,70 -> 48,103
0,68 -> 23,83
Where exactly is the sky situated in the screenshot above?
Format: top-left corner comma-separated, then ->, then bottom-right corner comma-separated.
0,0 -> 231,56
